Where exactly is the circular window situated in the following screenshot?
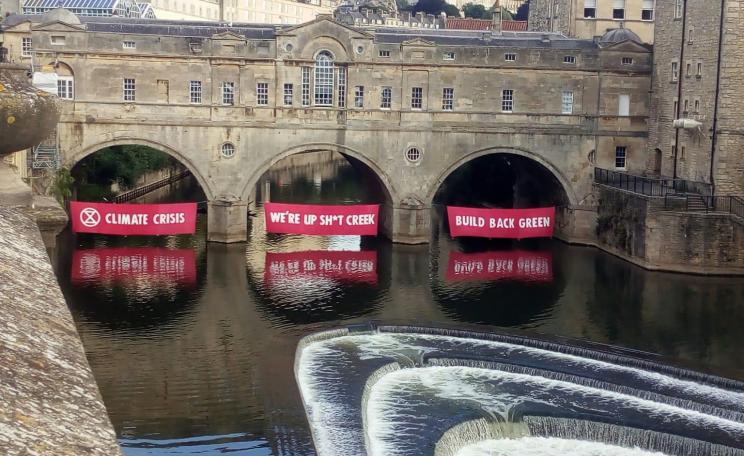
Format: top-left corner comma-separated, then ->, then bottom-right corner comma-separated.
285,43 -> 293,52
221,142 -> 236,159
356,45 -> 364,54
405,147 -> 422,163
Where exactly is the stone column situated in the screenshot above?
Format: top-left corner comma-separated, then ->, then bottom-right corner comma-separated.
207,197 -> 248,243
390,197 -> 431,244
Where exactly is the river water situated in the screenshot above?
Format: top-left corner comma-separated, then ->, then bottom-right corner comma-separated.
55,152 -> 744,455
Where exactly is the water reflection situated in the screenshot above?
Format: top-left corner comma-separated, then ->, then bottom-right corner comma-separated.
56,150 -> 744,455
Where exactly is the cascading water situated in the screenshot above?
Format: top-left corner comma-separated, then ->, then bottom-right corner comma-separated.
294,324 -> 744,456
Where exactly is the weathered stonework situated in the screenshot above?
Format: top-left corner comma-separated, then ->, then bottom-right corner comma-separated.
0,207 -> 121,455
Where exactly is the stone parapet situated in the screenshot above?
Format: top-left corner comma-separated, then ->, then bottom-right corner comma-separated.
0,207 -> 121,455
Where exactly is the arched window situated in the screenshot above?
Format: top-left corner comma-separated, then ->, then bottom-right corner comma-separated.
314,51 -> 334,106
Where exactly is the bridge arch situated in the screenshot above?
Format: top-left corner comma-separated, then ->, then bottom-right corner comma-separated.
426,146 -> 579,207
66,138 -> 215,201
241,143 -> 398,205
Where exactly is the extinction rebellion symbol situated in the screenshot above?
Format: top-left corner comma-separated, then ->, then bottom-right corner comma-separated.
79,207 -> 101,228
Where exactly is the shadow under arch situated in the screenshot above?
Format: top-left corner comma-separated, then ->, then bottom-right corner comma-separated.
240,143 -> 398,205
66,137 -> 215,201
425,147 -> 579,207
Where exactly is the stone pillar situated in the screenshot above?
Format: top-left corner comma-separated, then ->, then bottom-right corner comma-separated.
207,197 -> 247,243
390,197 -> 431,244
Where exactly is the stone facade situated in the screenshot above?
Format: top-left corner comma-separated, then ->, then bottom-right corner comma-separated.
648,0 -> 744,195
1,12 -> 651,243
529,0 -> 655,44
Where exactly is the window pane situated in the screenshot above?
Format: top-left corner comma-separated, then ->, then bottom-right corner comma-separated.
314,51 -> 334,106
562,91 -> 573,114
412,87 -> 422,109
618,94 -> 630,116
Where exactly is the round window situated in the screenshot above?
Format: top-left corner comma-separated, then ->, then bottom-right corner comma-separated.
356,45 -> 364,54
285,43 -> 293,52
405,147 -> 422,163
221,142 -> 236,159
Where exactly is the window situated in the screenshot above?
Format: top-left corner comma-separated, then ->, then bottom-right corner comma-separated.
561,90 -> 573,114
671,61 -> 678,82
442,87 -> 454,111
283,83 -> 293,106
683,99 -> 689,112
221,142 -> 235,158
378,49 -> 390,58
337,67 -> 347,108
641,0 -> 653,20
123,40 -> 136,49
618,94 -> 630,116
354,85 -> 364,108
21,37 -> 32,57
443,51 -> 455,60
381,86 -> 392,109
405,147 -> 422,163
123,78 -> 135,101
615,146 -> 627,169
673,99 -> 678,116
57,77 -> 74,100
688,27 -> 694,44
221,81 -> 234,105
563,55 -> 576,64
257,82 -> 268,105
674,0 -> 683,19
50,35 -> 65,45
621,57 -> 633,65
411,87 -> 423,109
694,99 -> 700,112
314,51 -> 334,106
301,66 -> 310,106
502,89 -> 513,112
584,0 -> 596,18
696,62 -> 702,77
613,0 -> 625,19
686,62 -> 691,78
189,80 -> 202,104
504,53 -> 517,62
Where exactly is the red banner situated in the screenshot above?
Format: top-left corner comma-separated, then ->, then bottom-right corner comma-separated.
70,247 -> 197,285
70,201 -> 197,235
265,250 -> 377,284
447,206 -> 555,239
446,250 -> 553,282
264,202 -> 379,236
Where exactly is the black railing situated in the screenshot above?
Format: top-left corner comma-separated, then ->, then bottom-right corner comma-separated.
113,170 -> 191,203
594,168 -> 713,197
664,194 -> 744,218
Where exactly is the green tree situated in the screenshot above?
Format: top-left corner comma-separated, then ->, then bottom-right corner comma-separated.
412,0 -> 460,17
51,167 -> 75,205
396,0 -> 412,11
462,3 -> 490,18
498,6 -> 514,20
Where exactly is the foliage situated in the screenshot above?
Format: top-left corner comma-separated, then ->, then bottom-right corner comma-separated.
513,1 -> 528,21
396,0 -> 412,11
72,145 -> 177,201
51,167 -> 75,205
462,3 -> 490,19
412,0 -> 460,17
500,6 -> 514,20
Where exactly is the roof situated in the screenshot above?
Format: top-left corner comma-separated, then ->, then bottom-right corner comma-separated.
600,27 -> 642,45
501,20 -> 527,32
24,0 -> 118,10
445,18 -> 493,31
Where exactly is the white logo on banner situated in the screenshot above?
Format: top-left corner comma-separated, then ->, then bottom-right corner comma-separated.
80,207 -> 101,228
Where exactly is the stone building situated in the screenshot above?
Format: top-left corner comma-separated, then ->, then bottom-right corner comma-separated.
0,9 -> 652,243
529,0 -> 655,44
648,0 -> 744,196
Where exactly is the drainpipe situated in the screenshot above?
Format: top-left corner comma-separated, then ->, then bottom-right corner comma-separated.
709,0 -> 725,195
672,0 -> 687,180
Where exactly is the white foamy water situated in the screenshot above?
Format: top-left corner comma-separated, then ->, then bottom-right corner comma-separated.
455,437 -> 668,456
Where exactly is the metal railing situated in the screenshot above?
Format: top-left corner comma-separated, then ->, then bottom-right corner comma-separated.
594,168 -> 713,197
663,194 -> 744,218
113,170 -> 191,203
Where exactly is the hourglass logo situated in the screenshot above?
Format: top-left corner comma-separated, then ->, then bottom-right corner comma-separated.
79,207 -> 101,228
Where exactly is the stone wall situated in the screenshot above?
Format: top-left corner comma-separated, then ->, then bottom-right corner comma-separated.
596,186 -> 744,274
0,207 -> 121,455
528,0 -> 571,35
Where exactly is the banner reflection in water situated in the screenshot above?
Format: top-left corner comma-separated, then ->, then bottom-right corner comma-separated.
446,250 -> 553,283
71,247 -> 197,285
265,250 -> 378,284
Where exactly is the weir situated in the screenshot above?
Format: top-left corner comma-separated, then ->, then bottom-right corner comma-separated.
294,324 -> 744,456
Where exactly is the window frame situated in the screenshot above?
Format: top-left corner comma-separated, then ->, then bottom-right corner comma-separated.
313,50 -> 335,107
501,89 -> 513,113
563,55 -> 576,64
123,40 -> 136,49
301,66 -> 311,107
442,87 -> 454,111
621,57 -> 634,65
561,90 -> 574,114
123,78 -> 136,102
504,53 -> 517,62
57,76 -> 74,100
411,86 -> 423,110
381,86 -> 392,109
443,51 -> 456,61
256,82 -> 269,106
615,146 -> 627,170
283,83 -> 293,107
189,80 -> 202,104
354,85 -> 364,108
221,81 -> 235,106
378,49 -> 391,58
21,37 -> 32,57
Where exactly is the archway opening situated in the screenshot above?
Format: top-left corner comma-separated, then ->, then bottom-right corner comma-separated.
70,144 -> 207,204
433,153 -> 570,209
